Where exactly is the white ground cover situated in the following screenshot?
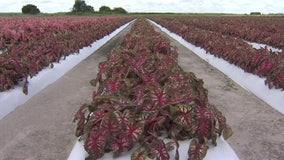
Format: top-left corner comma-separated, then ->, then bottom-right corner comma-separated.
245,41 -> 282,52
67,136 -> 239,160
0,20 -> 133,120
150,20 -> 284,115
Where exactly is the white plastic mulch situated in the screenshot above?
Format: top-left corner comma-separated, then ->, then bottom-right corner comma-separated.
67,136 -> 239,160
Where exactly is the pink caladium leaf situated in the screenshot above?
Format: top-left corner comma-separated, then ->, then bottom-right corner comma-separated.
150,88 -> 168,106
197,119 -> 211,140
147,116 -> 166,136
149,139 -> 170,160
195,105 -> 211,119
101,112 -> 119,133
113,109 -> 132,126
111,133 -> 130,155
188,139 -> 208,160
141,74 -> 157,83
125,123 -> 144,143
173,104 -> 194,127
85,128 -> 108,159
170,73 -> 184,82
106,78 -> 121,91
91,108 -> 105,123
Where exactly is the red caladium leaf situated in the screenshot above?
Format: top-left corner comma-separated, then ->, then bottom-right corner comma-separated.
197,119 -> 211,140
85,129 -> 108,159
147,116 -> 166,136
91,108 -> 105,123
113,109 -> 132,126
101,112 -> 119,133
126,123 -> 144,143
173,104 -> 194,127
111,133 -> 130,154
141,74 -> 157,83
107,78 -> 121,91
149,139 -> 170,160
170,73 -> 184,82
195,105 -> 211,119
150,88 -> 168,106
188,139 -> 208,160
134,88 -> 146,105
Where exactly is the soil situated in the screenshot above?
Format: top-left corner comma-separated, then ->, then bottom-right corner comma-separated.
0,20 -> 283,160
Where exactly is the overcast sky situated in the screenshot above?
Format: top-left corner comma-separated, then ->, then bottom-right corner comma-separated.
0,0 -> 283,14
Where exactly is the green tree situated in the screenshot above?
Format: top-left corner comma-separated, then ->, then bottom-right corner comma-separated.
22,4 -> 40,14
99,6 -> 111,13
112,7 -> 127,14
72,0 -> 94,12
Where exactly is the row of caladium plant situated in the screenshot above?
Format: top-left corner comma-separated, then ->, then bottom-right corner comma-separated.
0,16 -> 134,94
159,16 -> 284,51
150,16 -> 284,91
73,18 -> 232,160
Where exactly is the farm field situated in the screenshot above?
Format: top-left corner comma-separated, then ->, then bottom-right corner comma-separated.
0,16 -> 134,93
149,16 -> 284,90
0,15 -> 284,160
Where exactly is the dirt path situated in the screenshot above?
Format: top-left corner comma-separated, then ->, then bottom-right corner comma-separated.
152,25 -> 284,160
0,23 -> 133,160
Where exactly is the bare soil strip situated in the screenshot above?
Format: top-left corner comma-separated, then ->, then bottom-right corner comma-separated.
153,25 -> 284,160
0,23 -> 133,160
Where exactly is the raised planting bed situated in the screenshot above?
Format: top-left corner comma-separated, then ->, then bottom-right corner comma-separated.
73,18 -> 236,160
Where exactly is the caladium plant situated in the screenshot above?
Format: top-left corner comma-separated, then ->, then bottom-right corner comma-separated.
151,16 -> 284,91
73,18 -> 232,160
0,16 -> 134,94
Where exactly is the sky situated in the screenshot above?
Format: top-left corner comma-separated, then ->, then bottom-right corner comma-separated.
0,0 -> 283,14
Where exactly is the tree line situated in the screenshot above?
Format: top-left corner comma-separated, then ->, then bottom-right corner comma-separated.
22,0 -> 127,14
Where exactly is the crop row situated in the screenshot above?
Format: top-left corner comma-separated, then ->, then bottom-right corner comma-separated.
0,16 -> 134,93
159,16 -> 284,50
150,16 -> 284,90
73,18 -> 232,160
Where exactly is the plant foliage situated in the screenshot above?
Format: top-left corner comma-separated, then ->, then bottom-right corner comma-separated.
0,16 -> 133,94
73,18 -> 232,160
150,16 -> 284,90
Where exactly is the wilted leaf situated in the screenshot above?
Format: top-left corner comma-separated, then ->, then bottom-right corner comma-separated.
223,125 -> 233,140
131,148 -> 147,160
